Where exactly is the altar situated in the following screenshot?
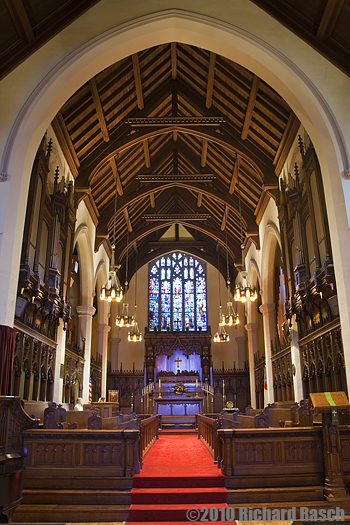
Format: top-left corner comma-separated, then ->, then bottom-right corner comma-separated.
155,396 -> 202,416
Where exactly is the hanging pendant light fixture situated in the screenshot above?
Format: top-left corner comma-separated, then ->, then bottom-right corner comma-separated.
213,247 -> 230,343
234,176 -> 258,303
222,230 -> 239,326
116,228 -> 134,327
100,156 -> 123,303
128,247 -> 142,342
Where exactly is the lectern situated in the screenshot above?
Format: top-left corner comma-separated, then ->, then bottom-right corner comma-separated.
310,391 -> 350,502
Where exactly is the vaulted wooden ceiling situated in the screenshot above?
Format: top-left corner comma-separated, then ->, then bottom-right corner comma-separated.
0,0 -> 101,80
51,42 -> 299,281
2,0 -> 348,281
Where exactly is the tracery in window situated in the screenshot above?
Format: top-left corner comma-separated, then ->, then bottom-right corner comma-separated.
148,252 -> 207,331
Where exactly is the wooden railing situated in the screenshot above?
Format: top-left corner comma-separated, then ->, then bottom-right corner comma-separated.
217,427 -> 324,489
23,428 -> 140,490
197,414 -> 219,463
139,414 -> 161,464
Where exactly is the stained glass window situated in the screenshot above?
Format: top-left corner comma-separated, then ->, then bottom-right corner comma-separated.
148,252 -> 207,331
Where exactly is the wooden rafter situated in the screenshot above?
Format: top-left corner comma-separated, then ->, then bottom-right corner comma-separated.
229,156 -> 240,195
51,112 -> 80,178
137,174 -> 215,182
109,157 -> 123,196
201,138 -> 208,167
221,206 -> 229,231
171,42 -> 177,80
273,113 -> 300,176
241,75 -> 260,140
4,0 -> 34,43
132,53 -> 144,110
53,41 -> 302,264
143,139 -> 151,168
127,116 -> 224,127
316,0 -> 344,41
206,52 -> 216,109
89,77 -> 109,142
96,176 -> 258,241
124,207 -> 133,232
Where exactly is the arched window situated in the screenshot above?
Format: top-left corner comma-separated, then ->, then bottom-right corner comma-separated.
148,252 -> 207,331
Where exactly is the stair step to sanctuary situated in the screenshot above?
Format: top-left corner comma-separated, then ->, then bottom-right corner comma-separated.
12,504 -> 129,523
226,485 -> 325,503
21,488 -> 131,505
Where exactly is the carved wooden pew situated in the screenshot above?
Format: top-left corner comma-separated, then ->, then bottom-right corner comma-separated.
23,400 -> 50,422
233,413 -> 255,427
65,409 -> 94,428
232,411 -> 269,428
264,406 -> 292,427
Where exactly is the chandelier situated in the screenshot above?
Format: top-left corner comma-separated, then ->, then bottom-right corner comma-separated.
222,230 -> 239,326
100,156 -> 123,303
234,175 -> 258,303
100,248 -> 123,303
128,248 -> 142,342
213,248 -> 229,343
116,228 -> 134,327
213,314 -> 230,342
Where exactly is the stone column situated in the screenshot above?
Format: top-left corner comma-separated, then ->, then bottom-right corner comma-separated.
259,303 -> 276,406
290,314 -> 303,402
109,301 -> 121,372
53,318 -> 66,403
245,322 -> 259,409
76,304 -> 96,404
97,323 -> 111,399
110,337 -> 121,372
235,336 -> 245,370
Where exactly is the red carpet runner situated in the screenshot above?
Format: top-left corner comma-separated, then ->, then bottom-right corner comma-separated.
126,433 -> 235,524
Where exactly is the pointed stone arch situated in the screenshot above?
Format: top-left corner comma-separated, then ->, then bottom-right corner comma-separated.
73,223 -> 94,305
0,5 -> 350,392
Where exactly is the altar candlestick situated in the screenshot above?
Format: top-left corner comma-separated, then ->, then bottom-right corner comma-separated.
195,378 -> 198,397
131,392 -> 134,412
223,379 -> 225,409
158,378 -> 162,398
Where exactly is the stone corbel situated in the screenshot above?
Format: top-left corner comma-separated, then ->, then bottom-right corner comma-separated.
342,168 -> 350,180
0,171 -> 8,182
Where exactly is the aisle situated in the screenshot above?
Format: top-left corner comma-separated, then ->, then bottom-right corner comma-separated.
139,433 -> 224,478
126,434 -> 231,524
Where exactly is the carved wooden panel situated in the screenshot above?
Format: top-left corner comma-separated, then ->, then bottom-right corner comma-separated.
23,429 -> 139,478
218,427 -> 324,488
284,439 -> 322,462
235,442 -> 273,464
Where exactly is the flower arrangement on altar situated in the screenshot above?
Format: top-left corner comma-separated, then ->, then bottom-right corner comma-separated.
172,383 -> 187,395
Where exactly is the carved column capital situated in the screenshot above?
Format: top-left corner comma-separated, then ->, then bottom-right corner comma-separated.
0,171 -> 8,182
96,323 -> 111,334
259,303 -> 275,316
245,322 -> 258,333
76,305 -> 96,317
